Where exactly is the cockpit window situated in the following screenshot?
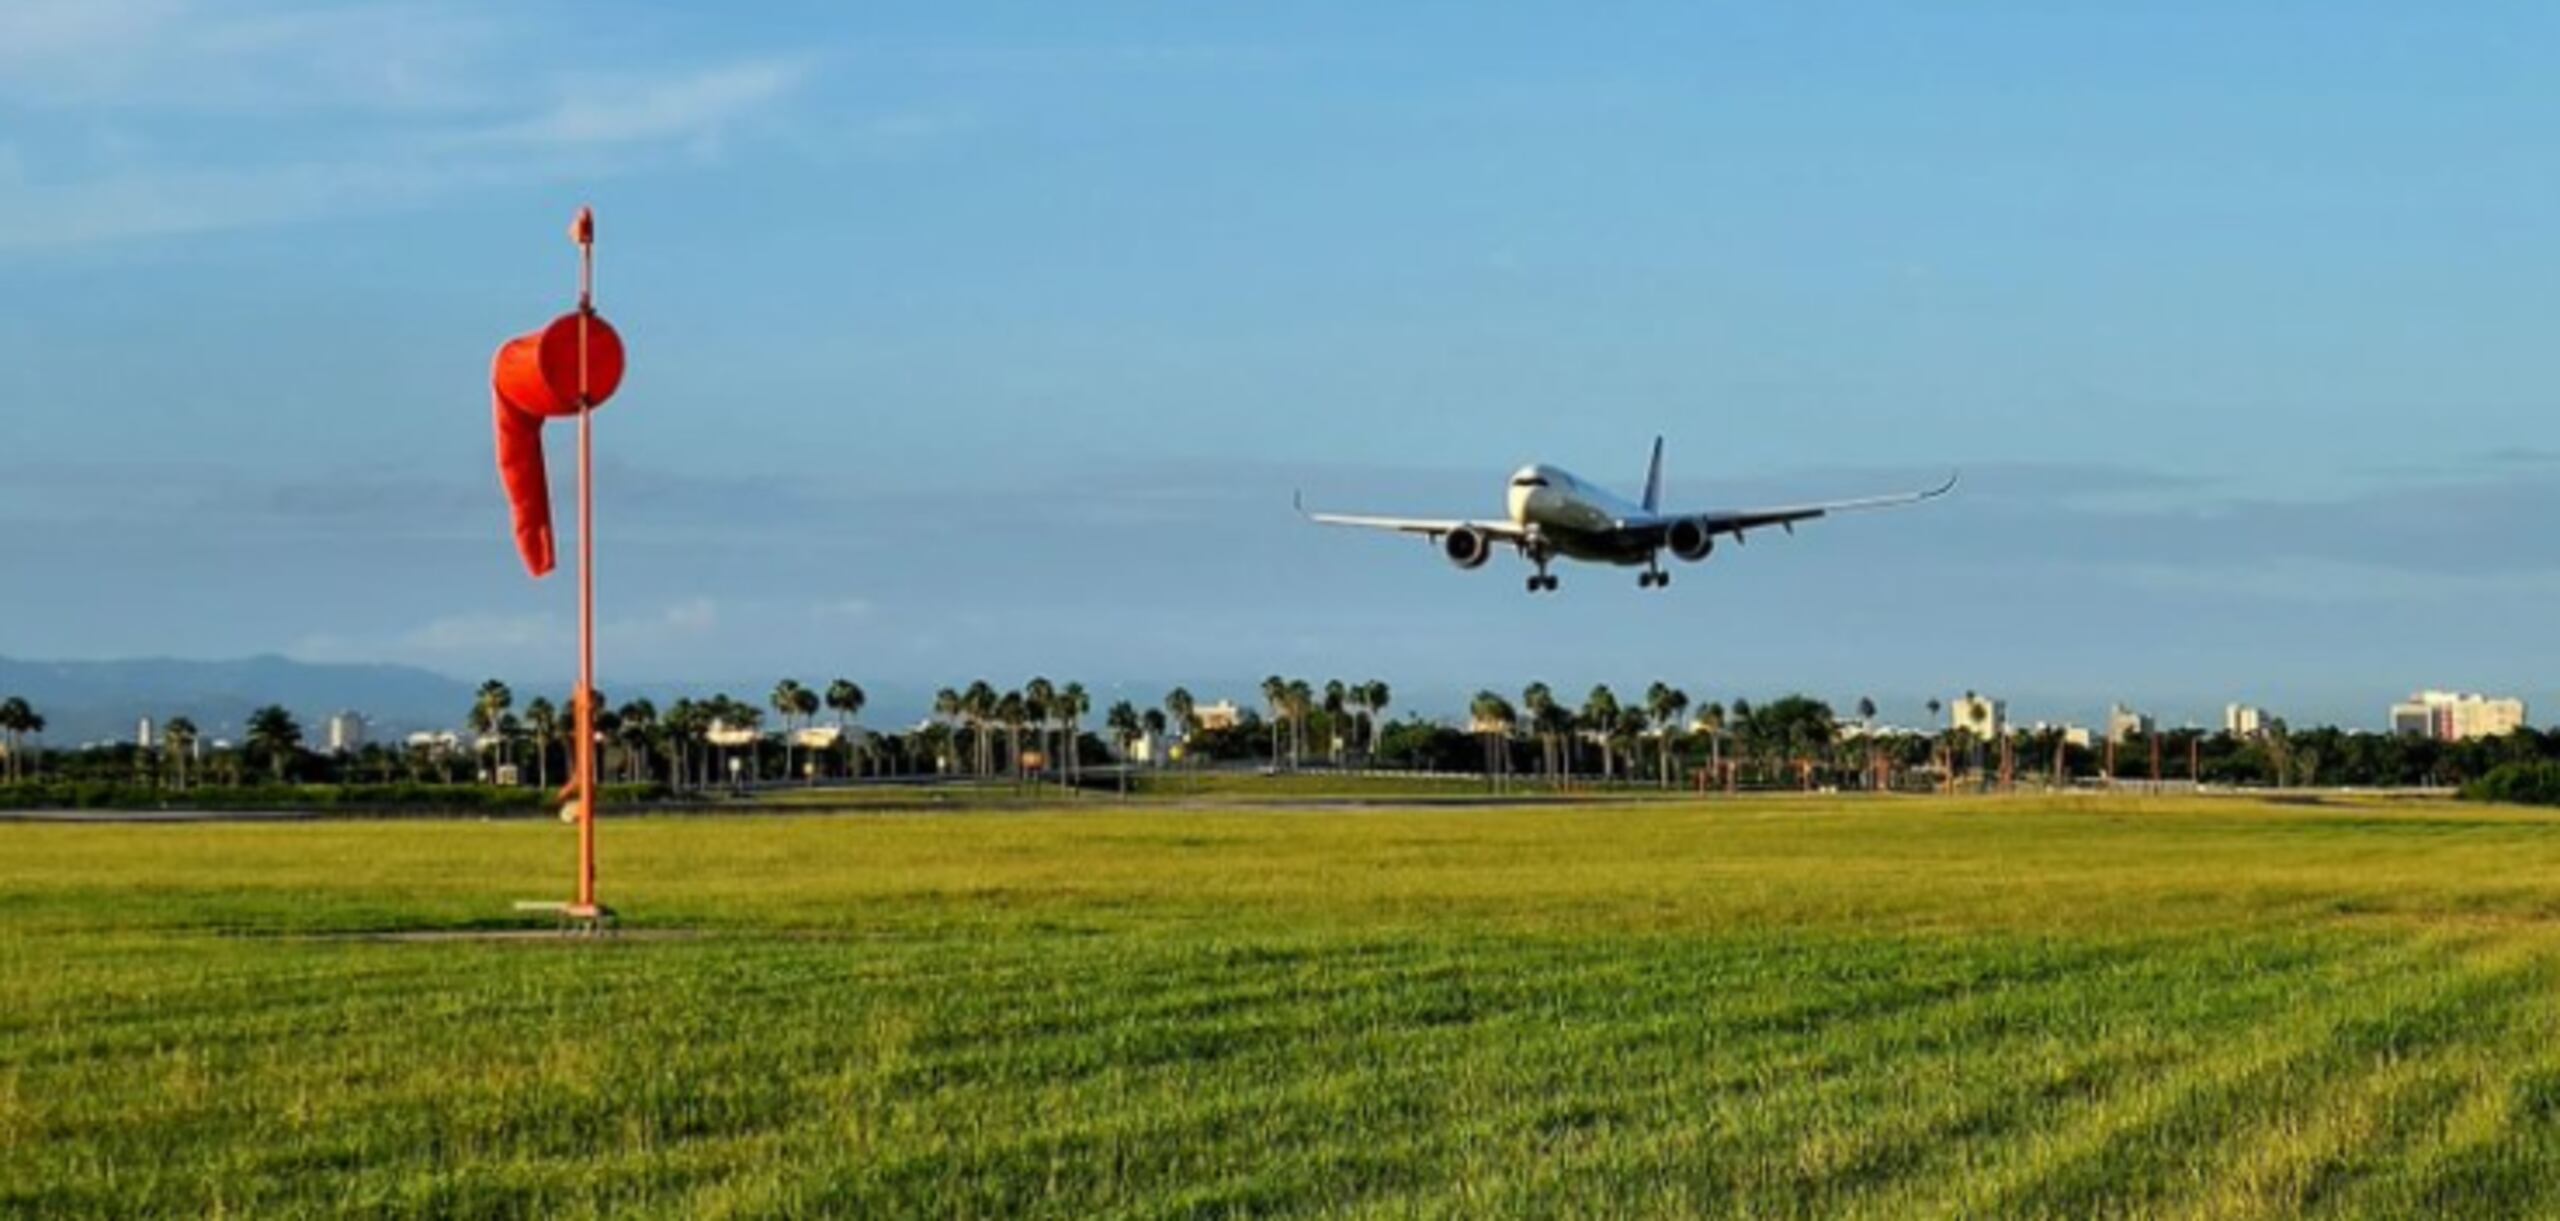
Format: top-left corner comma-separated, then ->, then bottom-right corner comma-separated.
1511,476 -> 1550,489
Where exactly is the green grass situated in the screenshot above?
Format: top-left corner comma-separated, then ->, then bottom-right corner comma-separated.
11,796 -> 2560,1216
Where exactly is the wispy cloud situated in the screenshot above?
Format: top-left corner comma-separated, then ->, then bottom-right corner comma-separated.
472,59 -> 812,150
0,5 -> 827,251
0,1 -> 501,112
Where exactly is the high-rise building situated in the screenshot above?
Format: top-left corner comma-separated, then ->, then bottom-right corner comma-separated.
2389,692 -> 2527,742
2223,704 -> 2266,738
1947,693 -> 2006,738
135,717 -> 155,749
2107,704 -> 2155,744
327,711 -> 369,754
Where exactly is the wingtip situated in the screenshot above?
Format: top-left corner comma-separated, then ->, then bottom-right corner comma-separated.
1930,470 -> 1961,497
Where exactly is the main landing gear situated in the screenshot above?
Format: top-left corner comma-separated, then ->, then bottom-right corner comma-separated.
1638,554 -> 1671,589
1525,573 -> 1559,593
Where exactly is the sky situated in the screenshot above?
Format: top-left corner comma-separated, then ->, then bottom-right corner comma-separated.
3,1 -> 2557,730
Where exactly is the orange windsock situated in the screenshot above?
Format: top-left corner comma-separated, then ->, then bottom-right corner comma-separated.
491,311 -> 625,576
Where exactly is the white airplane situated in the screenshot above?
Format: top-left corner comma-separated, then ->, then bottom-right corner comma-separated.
1297,438 -> 1955,593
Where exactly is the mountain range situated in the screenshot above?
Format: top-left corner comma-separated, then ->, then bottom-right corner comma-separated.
0,655 -> 480,745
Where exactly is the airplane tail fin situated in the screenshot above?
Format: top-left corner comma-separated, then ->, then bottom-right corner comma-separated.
1640,435 -> 1665,513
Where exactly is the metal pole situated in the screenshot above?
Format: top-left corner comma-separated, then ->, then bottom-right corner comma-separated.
574,207 -> 598,914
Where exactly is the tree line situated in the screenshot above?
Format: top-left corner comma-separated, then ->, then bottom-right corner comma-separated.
4,682 -> 2556,796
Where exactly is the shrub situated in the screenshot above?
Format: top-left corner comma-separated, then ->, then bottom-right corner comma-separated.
2460,762 -> 2560,807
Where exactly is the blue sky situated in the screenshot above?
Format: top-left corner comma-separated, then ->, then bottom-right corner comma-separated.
3,2 -> 2556,729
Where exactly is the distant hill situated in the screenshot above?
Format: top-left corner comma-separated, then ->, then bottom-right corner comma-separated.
0,655 -> 479,746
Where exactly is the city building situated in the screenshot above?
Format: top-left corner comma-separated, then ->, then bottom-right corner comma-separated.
2223,704 -> 2266,738
705,720 -> 760,749
1837,722 -> 1925,742
2107,704 -> 2155,743
2021,722 -> 2095,750
1947,693 -> 2006,739
2390,691 -> 2528,742
135,717 -> 155,749
1125,731 -> 1166,764
791,725 -> 846,751
326,711 -> 369,754
1191,701 -> 1244,732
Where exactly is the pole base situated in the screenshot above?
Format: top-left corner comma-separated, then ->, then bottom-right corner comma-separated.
512,899 -> 619,935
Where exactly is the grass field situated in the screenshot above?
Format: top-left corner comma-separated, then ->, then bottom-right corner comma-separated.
10,796 -> 2560,1217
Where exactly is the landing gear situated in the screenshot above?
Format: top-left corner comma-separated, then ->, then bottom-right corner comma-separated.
1524,547 -> 1559,593
1639,569 -> 1670,589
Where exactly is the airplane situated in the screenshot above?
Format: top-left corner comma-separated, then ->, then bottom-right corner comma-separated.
1296,438 -> 1955,593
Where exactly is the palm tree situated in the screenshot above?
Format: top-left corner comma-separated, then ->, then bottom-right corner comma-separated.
931,687 -> 964,775
616,699 -> 658,783
997,690 -> 1027,779
770,679 -> 808,782
916,722 -> 954,778
663,698 -> 701,790
1024,677 -> 1057,777
164,716 -> 198,791
1646,682 -> 1690,788
1697,701 -> 1727,790
1469,691 -> 1515,787
1522,683 -> 1557,781
1614,707 -> 1649,786
1964,693 -> 1992,788
1106,700 -> 1142,794
1362,680 -> 1393,757
1323,680 -> 1349,764
245,705 -> 303,783
1856,696 -> 1879,789
471,679 -> 514,780
1164,687 -> 1197,740
522,697 -> 559,790
1925,698 -> 1946,788
1583,685 -> 1622,782
1285,679 -> 1315,770
1059,682 -> 1090,785
963,680 -> 999,777
0,696 -> 30,783
1260,676 -> 1288,766
824,679 -> 867,778
725,700 -> 764,786
791,686 -> 819,781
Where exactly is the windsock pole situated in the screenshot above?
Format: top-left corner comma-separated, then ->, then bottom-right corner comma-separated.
573,206 -> 600,916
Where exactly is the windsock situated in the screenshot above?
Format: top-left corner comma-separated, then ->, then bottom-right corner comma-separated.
491,309 -> 625,576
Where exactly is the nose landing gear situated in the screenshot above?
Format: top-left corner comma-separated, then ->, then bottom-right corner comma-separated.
1524,544 -> 1559,593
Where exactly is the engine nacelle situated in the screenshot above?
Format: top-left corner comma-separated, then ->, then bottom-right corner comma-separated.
1442,527 -> 1493,570
1666,518 -> 1715,562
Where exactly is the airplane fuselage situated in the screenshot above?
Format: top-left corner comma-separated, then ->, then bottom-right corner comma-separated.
1506,465 -> 1655,565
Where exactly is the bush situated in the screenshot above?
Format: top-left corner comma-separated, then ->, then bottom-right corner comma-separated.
2459,763 -> 2560,807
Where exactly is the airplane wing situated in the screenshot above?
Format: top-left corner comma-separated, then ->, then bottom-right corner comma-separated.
1292,492 -> 1526,541
1669,472 -> 1959,538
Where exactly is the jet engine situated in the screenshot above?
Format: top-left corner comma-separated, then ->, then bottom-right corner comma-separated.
1666,518 -> 1715,562
1442,527 -> 1493,570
